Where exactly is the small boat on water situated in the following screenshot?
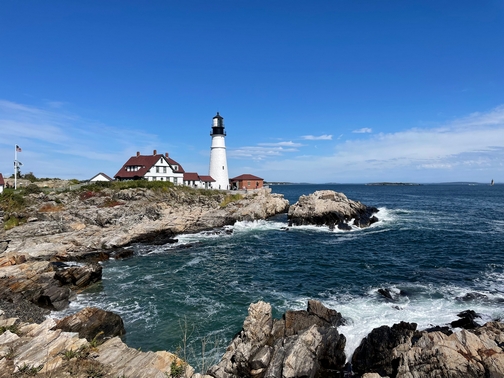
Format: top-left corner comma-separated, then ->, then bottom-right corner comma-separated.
491,179 -> 494,186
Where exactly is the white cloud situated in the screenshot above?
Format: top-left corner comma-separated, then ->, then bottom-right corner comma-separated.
0,99 -> 160,179
229,145 -> 299,161
352,128 -> 372,134
301,134 -> 333,140
3,98 -> 504,184
258,141 -> 303,147
247,104 -> 504,183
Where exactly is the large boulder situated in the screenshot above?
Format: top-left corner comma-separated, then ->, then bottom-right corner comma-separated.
54,307 -> 125,342
352,321 -> 417,377
351,320 -> 504,378
288,190 -> 378,230
53,262 -> 102,288
207,299 -> 346,378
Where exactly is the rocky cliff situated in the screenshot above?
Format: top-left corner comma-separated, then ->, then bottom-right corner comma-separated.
0,184 -> 290,377
3,300 -> 504,378
287,190 -> 379,230
1,186 -> 289,260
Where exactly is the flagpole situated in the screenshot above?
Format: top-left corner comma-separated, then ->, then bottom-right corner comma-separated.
14,144 -> 17,190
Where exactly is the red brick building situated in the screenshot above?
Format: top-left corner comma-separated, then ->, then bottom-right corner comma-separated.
230,174 -> 264,190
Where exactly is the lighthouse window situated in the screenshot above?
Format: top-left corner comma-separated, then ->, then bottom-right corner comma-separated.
222,166 -> 224,170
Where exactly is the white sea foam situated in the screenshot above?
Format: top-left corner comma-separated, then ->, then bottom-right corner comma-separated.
320,282 -> 504,361
232,219 -> 287,232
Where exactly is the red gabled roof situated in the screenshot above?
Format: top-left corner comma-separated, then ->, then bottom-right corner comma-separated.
114,154 -> 185,179
183,172 -> 200,181
167,157 -> 184,173
183,173 -> 215,182
230,174 -> 263,181
199,175 -> 215,182
0,173 -> 4,186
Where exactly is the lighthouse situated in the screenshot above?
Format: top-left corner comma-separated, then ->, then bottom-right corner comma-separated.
209,112 -> 229,190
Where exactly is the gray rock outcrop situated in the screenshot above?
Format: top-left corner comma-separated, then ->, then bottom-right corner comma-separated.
0,314 -> 191,378
197,188 -> 289,228
352,320 -> 504,378
206,299 -> 346,378
2,187 -> 288,261
288,190 -> 378,230
3,298 -> 504,378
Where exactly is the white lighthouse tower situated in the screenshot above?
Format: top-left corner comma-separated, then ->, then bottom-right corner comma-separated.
209,112 -> 229,190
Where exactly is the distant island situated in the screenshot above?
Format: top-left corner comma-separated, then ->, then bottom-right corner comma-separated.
366,182 -> 421,186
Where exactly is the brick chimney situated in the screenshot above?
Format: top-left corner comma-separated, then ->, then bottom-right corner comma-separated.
153,149 -> 157,155
165,152 -> 169,158
136,151 -> 140,157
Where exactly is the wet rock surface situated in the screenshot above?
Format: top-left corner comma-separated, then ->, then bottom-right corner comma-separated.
54,307 -> 125,342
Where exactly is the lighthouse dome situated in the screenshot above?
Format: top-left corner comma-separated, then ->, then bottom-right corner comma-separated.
211,112 -> 226,135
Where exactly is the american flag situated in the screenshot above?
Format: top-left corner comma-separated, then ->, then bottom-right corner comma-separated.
16,145 -> 22,152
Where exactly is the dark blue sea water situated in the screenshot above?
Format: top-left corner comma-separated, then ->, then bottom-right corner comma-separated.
58,184 -> 504,368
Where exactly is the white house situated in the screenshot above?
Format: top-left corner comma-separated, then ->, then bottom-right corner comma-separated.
0,173 -> 4,194
114,150 -> 185,184
183,172 -> 215,189
89,172 -> 113,182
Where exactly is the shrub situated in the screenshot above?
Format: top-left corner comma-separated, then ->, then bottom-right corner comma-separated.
16,363 -> 42,376
4,216 -> 24,231
220,193 -> 243,208
23,184 -> 42,194
168,361 -> 185,378
0,325 -> 20,335
62,349 -> 79,360
79,191 -> 97,200
39,203 -> 64,212
0,190 -> 25,212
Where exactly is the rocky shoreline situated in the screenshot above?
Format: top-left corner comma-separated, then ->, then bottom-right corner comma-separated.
4,185 -> 501,377
2,298 -> 504,377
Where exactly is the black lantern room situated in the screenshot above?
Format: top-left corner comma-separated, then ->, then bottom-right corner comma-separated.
211,112 -> 226,136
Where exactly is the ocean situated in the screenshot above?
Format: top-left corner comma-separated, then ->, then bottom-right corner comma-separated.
58,183 -> 504,369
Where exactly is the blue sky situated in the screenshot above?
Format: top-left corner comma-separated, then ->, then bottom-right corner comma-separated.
1,1 -> 503,183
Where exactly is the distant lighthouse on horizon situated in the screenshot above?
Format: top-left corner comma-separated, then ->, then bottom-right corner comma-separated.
209,112 -> 229,190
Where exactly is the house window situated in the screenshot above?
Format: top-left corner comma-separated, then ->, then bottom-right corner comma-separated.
174,177 -> 178,184
173,165 -> 178,171
247,181 -> 251,187
163,167 -> 167,173
156,167 -> 160,173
